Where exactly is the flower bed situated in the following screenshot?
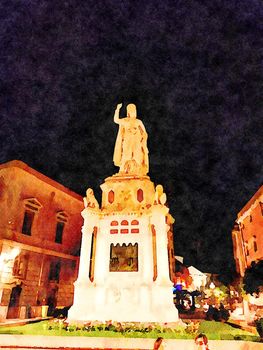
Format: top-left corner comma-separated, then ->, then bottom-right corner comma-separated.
0,319 -> 260,342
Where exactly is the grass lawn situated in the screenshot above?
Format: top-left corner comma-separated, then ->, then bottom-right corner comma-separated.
0,320 -> 260,341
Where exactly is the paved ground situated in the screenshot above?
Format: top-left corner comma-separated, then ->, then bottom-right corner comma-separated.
0,335 -> 263,350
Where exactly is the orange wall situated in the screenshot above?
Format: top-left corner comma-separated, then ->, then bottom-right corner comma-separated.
0,163 -> 84,315
0,166 -> 83,255
232,186 -> 263,276
239,201 -> 263,266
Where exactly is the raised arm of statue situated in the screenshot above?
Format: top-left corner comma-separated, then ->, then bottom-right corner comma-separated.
114,103 -> 123,124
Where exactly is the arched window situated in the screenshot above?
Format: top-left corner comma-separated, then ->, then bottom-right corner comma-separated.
137,189 -> 144,202
108,190 -> 114,204
110,221 -> 118,226
131,220 -> 139,225
131,219 -> 139,233
121,220 -> 128,226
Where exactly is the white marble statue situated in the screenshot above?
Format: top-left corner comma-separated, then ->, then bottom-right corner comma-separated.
113,103 -> 149,176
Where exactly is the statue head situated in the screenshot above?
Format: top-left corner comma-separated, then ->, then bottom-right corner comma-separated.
86,188 -> 94,196
127,104 -> 137,119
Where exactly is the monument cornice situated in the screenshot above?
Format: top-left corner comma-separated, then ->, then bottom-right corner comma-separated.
103,174 -> 151,183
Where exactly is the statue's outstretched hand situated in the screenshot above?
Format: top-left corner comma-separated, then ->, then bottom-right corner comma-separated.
114,103 -> 122,123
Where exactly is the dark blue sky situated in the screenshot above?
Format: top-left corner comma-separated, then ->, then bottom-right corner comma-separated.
0,0 -> 262,274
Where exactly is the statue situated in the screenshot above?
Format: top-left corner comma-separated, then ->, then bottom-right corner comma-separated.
113,103 -> 149,176
154,184 -> 167,205
83,188 -> 99,209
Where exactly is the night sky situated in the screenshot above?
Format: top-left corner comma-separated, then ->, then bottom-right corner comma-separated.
1,0 -> 262,275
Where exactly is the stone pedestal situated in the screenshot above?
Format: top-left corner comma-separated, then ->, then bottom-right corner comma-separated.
68,175 -> 178,323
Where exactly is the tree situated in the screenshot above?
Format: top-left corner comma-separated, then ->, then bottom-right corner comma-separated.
217,267 -> 240,287
243,260 -> 263,295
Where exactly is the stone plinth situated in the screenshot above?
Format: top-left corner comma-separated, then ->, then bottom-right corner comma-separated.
68,175 -> 178,323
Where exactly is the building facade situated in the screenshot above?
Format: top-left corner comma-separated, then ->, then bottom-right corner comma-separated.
232,185 -> 263,276
0,161 -> 83,320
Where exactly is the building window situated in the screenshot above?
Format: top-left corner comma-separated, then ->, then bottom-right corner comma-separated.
250,215 -> 252,222
108,190 -> 114,204
244,241 -> 249,256
253,235 -> 258,252
260,202 -> 263,216
137,189 -> 144,202
55,211 -> 68,244
13,254 -> 28,279
55,222 -> 64,243
49,261 -> 61,282
22,198 -> 42,236
22,210 -> 35,235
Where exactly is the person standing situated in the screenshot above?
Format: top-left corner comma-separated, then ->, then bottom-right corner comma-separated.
194,333 -> 210,350
153,337 -> 165,350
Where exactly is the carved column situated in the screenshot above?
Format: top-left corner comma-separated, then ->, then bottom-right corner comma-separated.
151,205 -> 171,286
75,209 -> 99,286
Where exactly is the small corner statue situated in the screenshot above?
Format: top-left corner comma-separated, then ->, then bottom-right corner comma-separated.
83,188 -> 99,209
113,103 -> 149,176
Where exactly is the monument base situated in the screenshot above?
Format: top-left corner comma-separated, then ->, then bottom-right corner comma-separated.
68,159 -> 178,325
67,281 -> 178,324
